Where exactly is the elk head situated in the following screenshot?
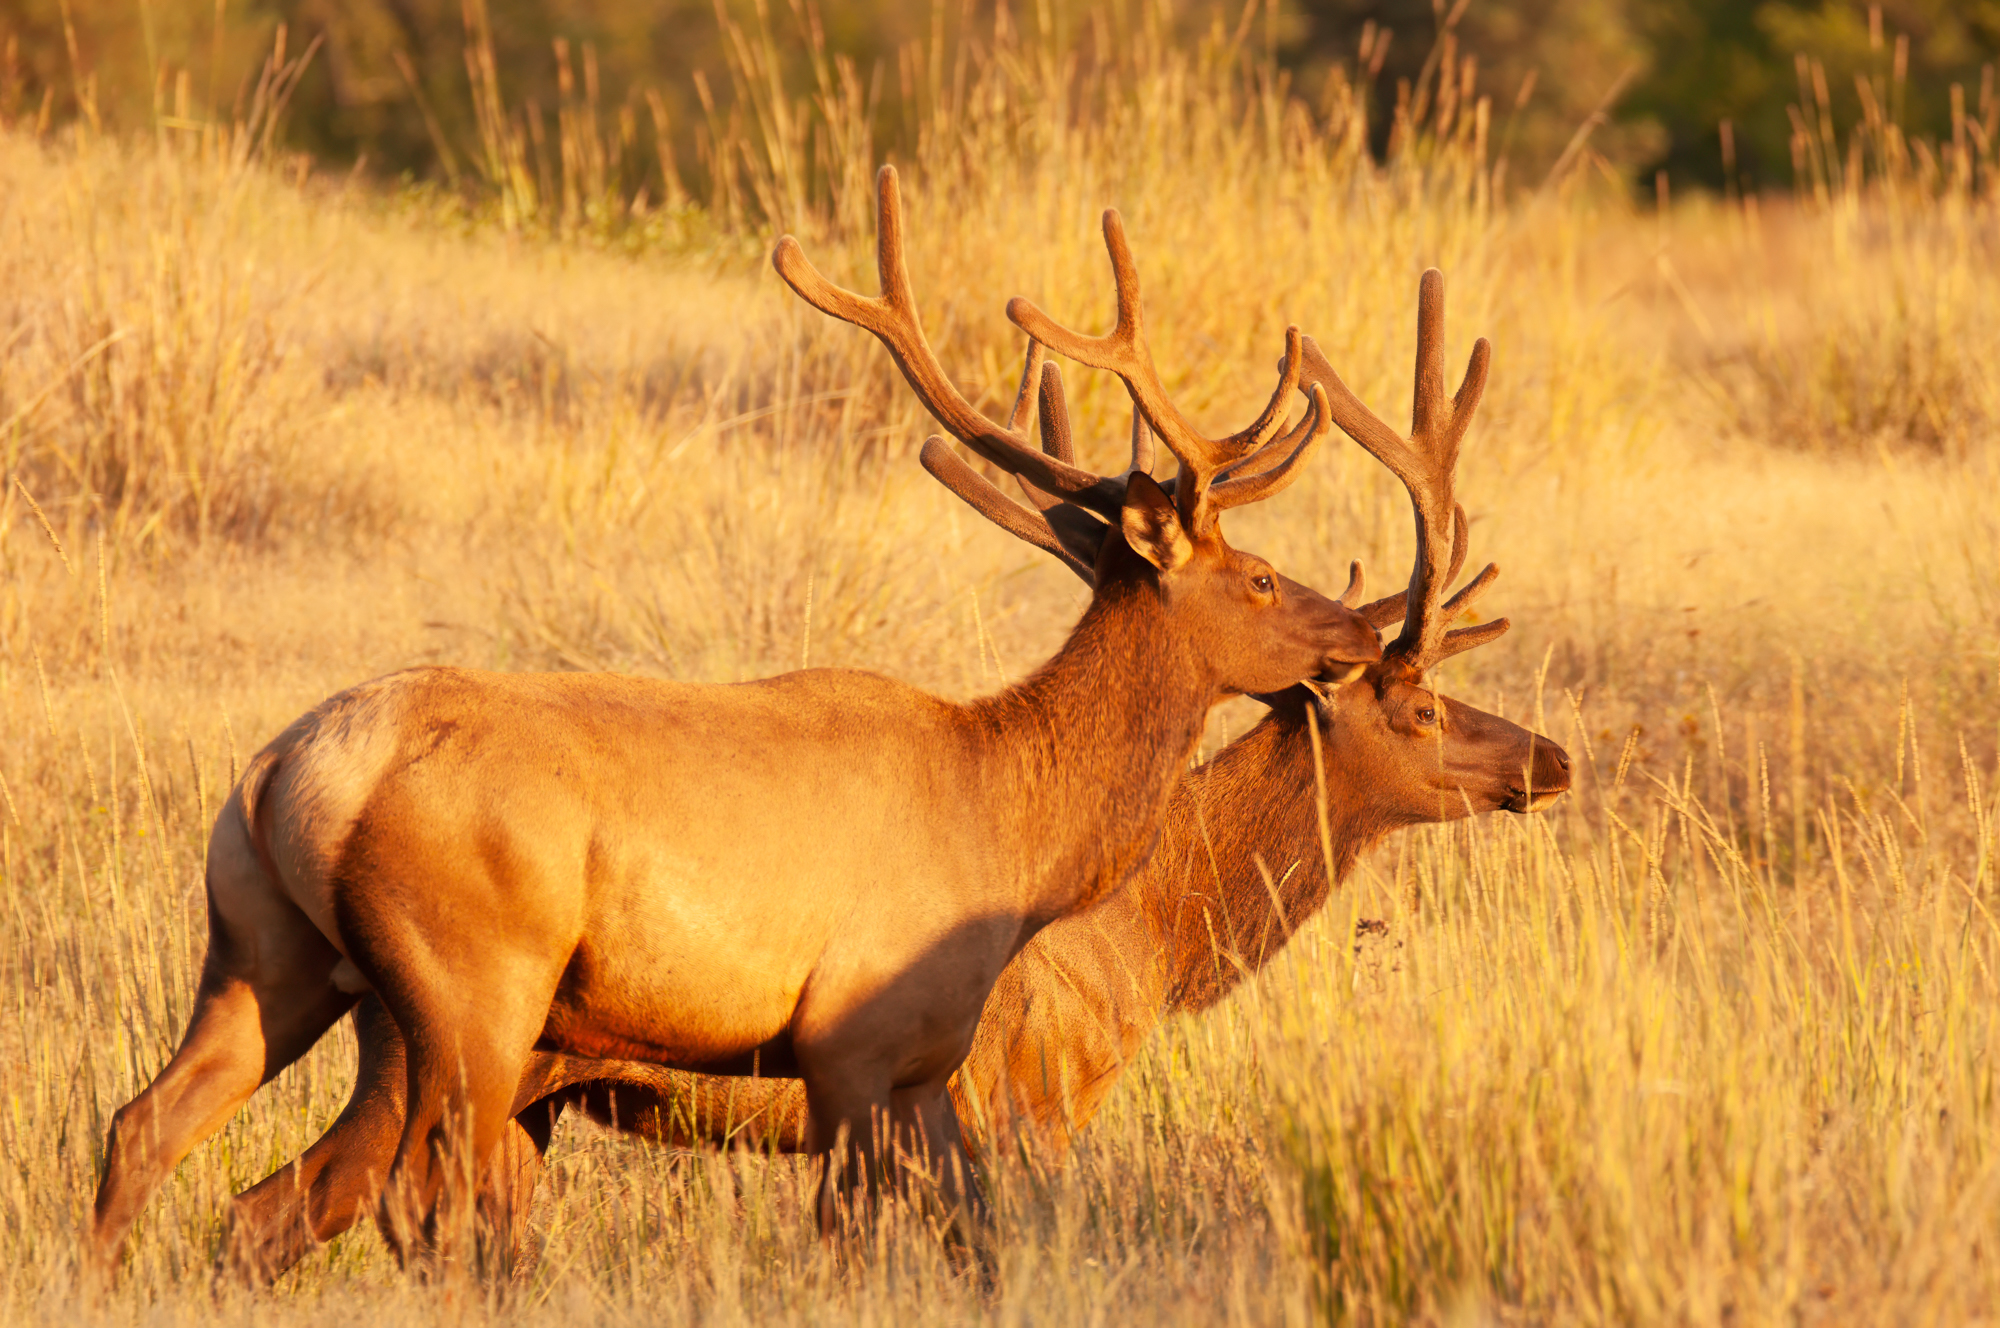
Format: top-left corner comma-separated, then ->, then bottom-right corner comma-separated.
1288,269 -> 1570,824
772,166 -> 1380,698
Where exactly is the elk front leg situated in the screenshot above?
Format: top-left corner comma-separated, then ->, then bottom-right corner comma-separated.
799,1062 -> 893,1236
889,1082 -> 986,1234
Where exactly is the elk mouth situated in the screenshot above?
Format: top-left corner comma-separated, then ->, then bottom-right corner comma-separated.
1293,659 -> 1369,704
1501,787 -> 1565,814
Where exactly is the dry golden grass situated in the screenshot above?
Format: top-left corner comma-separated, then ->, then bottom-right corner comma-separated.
2,13 -> 1998,1325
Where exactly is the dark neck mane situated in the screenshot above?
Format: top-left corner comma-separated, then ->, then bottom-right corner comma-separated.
963,562 -> 1215,925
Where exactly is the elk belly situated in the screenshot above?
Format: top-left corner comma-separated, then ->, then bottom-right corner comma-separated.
539,923 -> 811,1070
536,826 -> 866,1070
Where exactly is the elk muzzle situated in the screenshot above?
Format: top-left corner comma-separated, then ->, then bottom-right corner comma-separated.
1501,734 -> 1571,813
1282,572 -> 1383,670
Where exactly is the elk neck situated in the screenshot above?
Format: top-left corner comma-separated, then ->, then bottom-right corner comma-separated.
963,568 -> 1216,929
962,689 -> 1402,1136
1140,690 -> 1398,1015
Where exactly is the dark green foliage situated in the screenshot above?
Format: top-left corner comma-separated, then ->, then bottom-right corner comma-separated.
2,1 -> 1996,195
1281,0 -> 1661,183
1284,1 -> 1997,190
1624,0 -> 2000,190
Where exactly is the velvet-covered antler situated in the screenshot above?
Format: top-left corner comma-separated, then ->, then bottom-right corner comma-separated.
1005,209 -> 1332,536
1296,270 -> 1510,672
773,166 -> 1126,522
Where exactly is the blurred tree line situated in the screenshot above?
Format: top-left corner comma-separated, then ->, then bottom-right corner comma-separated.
1,0 -> 1995,196
1281,1 -> 1998,191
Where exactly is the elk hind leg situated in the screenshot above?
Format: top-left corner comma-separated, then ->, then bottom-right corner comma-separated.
90,818 -> 354,1273
224,994 -> 565,1285
221,994 -> 410,1282
476,1097 -> 562,1282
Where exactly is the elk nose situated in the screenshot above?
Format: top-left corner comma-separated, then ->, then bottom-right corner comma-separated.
1533,740 -> 1573,793
1322,603 -> 1383,664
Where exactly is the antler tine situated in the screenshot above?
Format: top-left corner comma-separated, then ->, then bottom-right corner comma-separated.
1205,380 -> 1333,511
773,166 -> 1123,519
1413,268 -> 1493,460
1128,408 -> 1154,477
1432,616 -> 1511,664
1411,269 -> 1452,449
919,437 -> 1094,584
1234,323 -> 1306,455
1007,210 -> 1310,531
1004,210 -> 1188,446
1337,560 -> 1365,606
1295,335 -> 1425,491
1440,560 -> 1500,618
1394,273 -> 1491,667
1016,362 -> 1119,564
1007,339 -> 1048,436
1035,361 -> 1075,470
1011,357 -> 1073,514
926,358 -> 1111,579
1379,558 -> 1506,653
1027,364 -> 1125,568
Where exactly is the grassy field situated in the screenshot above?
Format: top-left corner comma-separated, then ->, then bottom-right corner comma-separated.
2,12 -> 1998,1325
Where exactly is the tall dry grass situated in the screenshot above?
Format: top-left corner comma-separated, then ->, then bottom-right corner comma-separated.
1,5 -> 1997,1324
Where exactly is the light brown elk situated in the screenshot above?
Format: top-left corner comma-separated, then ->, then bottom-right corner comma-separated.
85,164 -> 1383,1274
218,269 -> 1571,1281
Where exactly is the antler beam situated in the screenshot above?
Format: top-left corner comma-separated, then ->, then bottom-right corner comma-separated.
1300,270 -> 1507,673
773,166 -> 1126,520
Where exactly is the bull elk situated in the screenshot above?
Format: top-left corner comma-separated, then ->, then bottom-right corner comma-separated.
217,269 -> 1571,1281
85,165 -> 1383,1274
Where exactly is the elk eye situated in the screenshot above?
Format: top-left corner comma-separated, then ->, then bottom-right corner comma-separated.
1250,574 -> 1274,594
1415,705 -> 1438,725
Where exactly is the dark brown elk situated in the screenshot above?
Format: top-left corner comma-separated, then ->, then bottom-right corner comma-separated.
85,165 -> 1382,1275
217,269 -> 1570,1281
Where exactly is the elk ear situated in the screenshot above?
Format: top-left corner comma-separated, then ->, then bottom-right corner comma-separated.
1120,472 -> 1191,573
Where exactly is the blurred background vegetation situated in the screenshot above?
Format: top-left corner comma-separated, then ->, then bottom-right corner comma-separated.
1,0 -> 1994,202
